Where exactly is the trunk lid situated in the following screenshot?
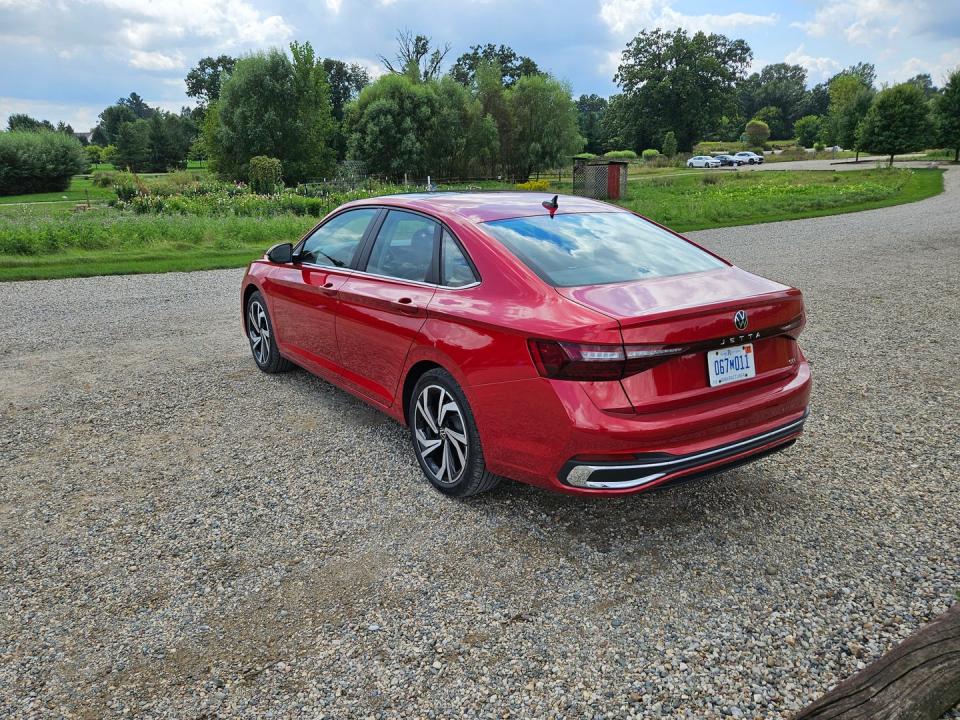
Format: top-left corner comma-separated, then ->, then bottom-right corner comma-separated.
556,267 -> 805,412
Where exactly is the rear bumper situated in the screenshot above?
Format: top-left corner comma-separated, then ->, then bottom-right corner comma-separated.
559,413 -> 806,491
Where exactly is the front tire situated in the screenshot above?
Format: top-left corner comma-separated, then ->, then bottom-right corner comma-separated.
246,290 -> 292,374
409,368 -> 500,497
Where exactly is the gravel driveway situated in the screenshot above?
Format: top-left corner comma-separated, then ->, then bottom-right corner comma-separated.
2,168 -> 958,719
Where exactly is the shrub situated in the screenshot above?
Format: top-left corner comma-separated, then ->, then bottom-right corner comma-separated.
573,152 -> 597,160
112,171 -> 146,202
101,145 -> 118,165
641,149 -> 660,161
603,150 -> 638,160
661,131 -> 677,157
91,171 -> 116,187
0,131 -> 89,195
814,142 -> 825,152
84,145 -> 103,164
516,179 -> 551,191
745,119 -> 770,147
249,156 -> 283,194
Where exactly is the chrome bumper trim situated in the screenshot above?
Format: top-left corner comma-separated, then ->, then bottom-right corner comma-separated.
562,414 -> 807,490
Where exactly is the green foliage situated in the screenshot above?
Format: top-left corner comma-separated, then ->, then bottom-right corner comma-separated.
185,55 -> 237,106
614,28 -> 752,151
661,131 -> 678,157
603,149 -> 639,159
112,171 -> 144,201
744,119 -> 770,146
825,73 -> 874,151
576,94 -> 608,155
114,120 -> 151,171
90,170 -> 116,188
793,115 -> 822,148
752,105 -> 787,139
507,74 -> 584,177
857,83 -> 933,163
7,113 -> 55,132
641,148 -> 660,160
101,144 -> 117,166
450,44 -> 540,87
207,43 -> 336,183
0,131 -> 89,195
84,145 -> 103,164
249,156 -> 283,194
934,69 -> 960,162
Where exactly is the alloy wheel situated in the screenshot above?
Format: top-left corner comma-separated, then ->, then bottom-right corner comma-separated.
247,300 -> 271,365
413,384 -> 468,485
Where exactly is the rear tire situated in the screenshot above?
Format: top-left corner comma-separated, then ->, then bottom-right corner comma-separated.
409,368 -> 500,497
246,290 -> 292,374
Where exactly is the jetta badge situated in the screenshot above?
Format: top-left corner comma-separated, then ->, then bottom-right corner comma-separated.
734,310 -> 748,330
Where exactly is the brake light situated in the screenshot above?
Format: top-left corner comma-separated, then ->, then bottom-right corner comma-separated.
529,340 -> 682,381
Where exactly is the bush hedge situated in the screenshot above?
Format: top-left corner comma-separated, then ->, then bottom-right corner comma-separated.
0,131 -> 89,196
603,150 -> 638,160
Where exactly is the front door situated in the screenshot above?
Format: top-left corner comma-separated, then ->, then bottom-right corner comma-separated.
266,208 -> 379,375
336,210 -> 439,405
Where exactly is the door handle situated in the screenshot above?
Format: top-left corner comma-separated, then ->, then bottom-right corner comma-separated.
395,297 -> 419,314
319,281 -> 336,296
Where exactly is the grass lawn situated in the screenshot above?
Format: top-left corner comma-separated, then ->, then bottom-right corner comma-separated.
0,167 -> 945,281
0,175 -> 115,205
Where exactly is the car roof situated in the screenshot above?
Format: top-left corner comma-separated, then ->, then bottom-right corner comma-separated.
343,191 -> 628,224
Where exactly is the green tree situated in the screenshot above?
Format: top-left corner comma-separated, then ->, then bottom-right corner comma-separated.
661,130 -> 677,157
857,82 -> 933,165
449,44 -> 540,87
825,73 -> 874,158
753,105 -> 787,139
7,113 -> 54,132
576,94 -> 608,154
113,120 -> 151,171
96,103 -> 137,144
0,131 -> 88,195
379,29 -> 450,82
185,55 -> 237,107
475,61 -> 514,172
431,76 -> 498,177
906,73 -> 937,99
614,28 -> 751,151
84,144 -> 103,164
934,68 -> 960,162
117,92 -> 154,119
793,115 -> 821,148
207,44 -> 335,183
744,118 -> 770,146
507,74 -> 584,178
738,63 -> 808,135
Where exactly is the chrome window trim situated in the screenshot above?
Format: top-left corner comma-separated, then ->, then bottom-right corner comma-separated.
296,262 -> 481,292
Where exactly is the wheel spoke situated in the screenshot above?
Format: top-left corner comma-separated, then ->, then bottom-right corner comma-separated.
418,394 -> 438,433
415,428 -> 442,455
448,434 -> 466,467
438,401 -> 458,426
436,440 -> 448,481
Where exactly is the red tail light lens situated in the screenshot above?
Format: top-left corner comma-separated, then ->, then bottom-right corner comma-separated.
529,340 -> 681,381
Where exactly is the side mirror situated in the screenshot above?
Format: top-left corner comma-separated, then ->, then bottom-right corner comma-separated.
266,242 -> 294,264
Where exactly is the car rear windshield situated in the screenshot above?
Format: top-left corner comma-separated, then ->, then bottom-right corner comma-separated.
482,211 -> 725,287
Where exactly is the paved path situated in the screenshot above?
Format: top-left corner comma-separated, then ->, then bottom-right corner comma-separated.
1,170 -> 957,719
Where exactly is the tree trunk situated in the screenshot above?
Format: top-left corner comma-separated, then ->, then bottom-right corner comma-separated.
890,153 -> 895,167
954,146 -> 958,162
794,603 -> 960,720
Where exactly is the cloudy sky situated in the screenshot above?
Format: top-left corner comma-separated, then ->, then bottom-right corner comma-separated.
1,0 -> 958,131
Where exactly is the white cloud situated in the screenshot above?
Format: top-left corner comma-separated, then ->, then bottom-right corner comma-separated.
129,50 -> 186,71
0,97 -> 102,132
326,0 -> 342,12
784,44 -> 841,81
793,0 -> 909,45
599,0 -> 777,35
891,49 -> 960,84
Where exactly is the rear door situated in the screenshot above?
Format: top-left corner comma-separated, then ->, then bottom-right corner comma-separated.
335,209 -> 440,405
266,208 -> 380,374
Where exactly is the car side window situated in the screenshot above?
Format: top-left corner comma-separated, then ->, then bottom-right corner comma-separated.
441,230 -> 478,287
365,210 -> 438,283
301,208 -> 378,268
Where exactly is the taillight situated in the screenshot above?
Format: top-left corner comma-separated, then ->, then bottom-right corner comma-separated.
529,340 -> 683,381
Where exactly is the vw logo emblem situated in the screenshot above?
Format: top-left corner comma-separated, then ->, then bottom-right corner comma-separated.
734,310 -> 748,330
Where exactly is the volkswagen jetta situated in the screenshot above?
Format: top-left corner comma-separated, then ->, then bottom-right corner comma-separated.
241,192 -> 810,497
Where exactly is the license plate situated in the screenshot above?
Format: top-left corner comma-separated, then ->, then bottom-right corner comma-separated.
707,344 -> 756,387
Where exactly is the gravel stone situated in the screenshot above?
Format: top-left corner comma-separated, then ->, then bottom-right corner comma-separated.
0,166 -> 957,719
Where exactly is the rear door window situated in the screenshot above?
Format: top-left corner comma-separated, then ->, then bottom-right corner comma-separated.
364,210 -> 439,283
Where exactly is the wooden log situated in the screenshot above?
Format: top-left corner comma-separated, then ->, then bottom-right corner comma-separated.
794,603 -> 960,720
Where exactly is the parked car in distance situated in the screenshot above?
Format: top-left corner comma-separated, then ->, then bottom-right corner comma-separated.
734,151 -> 764,165
713,154 -> 743,167
687,155 -> 721,168
242,192 -> 811,497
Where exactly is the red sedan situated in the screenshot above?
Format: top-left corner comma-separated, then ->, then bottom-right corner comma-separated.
241,192 -> 810,497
